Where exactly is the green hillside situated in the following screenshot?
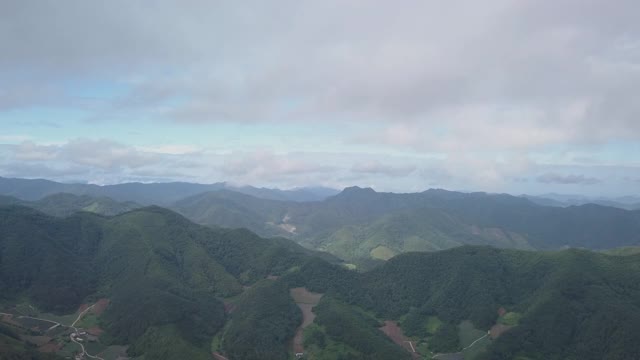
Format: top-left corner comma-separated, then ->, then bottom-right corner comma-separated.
0,193 -> 140,217
286,246 -> 640,360
171,187 -> 640,263
0,205 -> 333,359
3,205 -> 640,359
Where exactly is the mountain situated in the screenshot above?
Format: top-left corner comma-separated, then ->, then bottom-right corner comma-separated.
0,193 -> 141,217
524,194 -> 640,210
172,189 -> 291,238
0,205 -> 336,359
225,185 -> 339,202
0,176 -> 337,204
2,205 -> 640,359
171,187 -> 640,264
287,246 -> 640,360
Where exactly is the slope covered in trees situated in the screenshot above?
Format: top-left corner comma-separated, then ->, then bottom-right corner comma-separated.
286,246 -> 640,360
0,205 -> 332,359
0,176 -> 336,204
172,187 -> 640,263
0,193 -> 141,217
2,204 -> 640,359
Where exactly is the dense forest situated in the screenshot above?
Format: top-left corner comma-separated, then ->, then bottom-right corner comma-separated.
4,180 -> 640,267
2,204 -> 640,359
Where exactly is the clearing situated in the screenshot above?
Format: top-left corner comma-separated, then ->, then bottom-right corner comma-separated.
289,287 -> 324,354
378,320 -> 420,359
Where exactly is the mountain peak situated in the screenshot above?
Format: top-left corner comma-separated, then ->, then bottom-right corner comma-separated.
340,186 -> 376,194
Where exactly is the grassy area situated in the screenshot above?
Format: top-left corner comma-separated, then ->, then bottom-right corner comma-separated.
426,316 -> 443,335
601,246 -> 640,256
14,303 -> 39,316
462,335 -> 490,360
458,320 -> 490,360
210,324 -> 228,353
76,314 -> 99,329
58,338 -> 81,357
458,320 -> 486,347
417,341 -> 434,359
370,245 -> 396,260
301,326 -> 361,360
99,345 -> 129,360
84,341 -> 108,356
498,312 -> 522,326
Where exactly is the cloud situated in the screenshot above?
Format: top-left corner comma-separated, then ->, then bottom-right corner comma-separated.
536,173 -> 601,185
351,161 -> 415,177
1,1 -> 640,148
1,162 -> 87,179
10,139 -> 162,170
2,1 -> 640,195
220,151 -> 336,180
13,141 -> 58,161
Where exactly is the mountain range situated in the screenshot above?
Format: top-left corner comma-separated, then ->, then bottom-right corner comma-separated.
2,177 -> 640,267
0,176 -> 338,204
1,204 -> 639,359
171,186 -> 640,265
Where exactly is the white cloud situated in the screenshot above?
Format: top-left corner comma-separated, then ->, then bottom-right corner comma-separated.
351,161 -> 416,177
537,173 -> 601,185
2,1 -> 640,195
1,0 -> 639,148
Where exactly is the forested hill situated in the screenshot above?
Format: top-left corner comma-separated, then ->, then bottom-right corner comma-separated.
0,176 -> 337,204
0,205 -> 335,359
0,192 -> 141,217
1,205 -> 640,359
4,176 -> 640,264
172,186 -> 640,263
286,246 -> 640,360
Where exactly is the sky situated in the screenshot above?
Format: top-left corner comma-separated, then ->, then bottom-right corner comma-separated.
1,0 -> 640,196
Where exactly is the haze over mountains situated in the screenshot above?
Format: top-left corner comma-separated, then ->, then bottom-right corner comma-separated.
2,177 -> 640,265
2,176 -> 640,360
0,176 -> 338,204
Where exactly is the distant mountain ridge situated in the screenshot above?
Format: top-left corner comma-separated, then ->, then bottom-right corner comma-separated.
0,193 -> 141,217
523,193 -> 640,210
3,177 -> 640,265
0,176 -> 338,204
172,186 -> 640,264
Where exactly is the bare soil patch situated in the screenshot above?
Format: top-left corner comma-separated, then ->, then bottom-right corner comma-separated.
289,288 -> 323,354
379,320 -> 420,358
87,326 -> 104,336
490,323 -> 512,339
1,314 -> 22,327
77,303 -> 90,313
92,298 -> 110,316
213,351 -> 230,360
290,287 -> 323,304
223,302 -> 236,314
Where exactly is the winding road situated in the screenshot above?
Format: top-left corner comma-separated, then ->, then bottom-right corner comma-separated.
69,304 -> 104,360
463,333 -> 488,350
2,304 -> 104,360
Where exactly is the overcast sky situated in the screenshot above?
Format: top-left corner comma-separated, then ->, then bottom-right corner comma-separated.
1,0 -> 640,196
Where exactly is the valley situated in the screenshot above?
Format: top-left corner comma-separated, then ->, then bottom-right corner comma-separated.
1,183 -> 640,359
